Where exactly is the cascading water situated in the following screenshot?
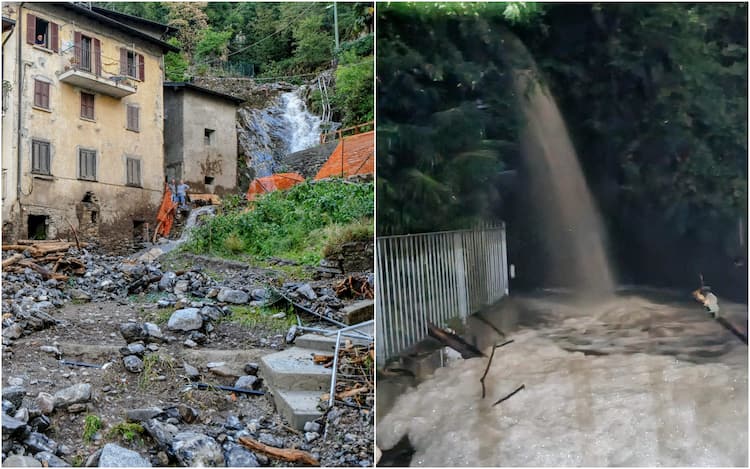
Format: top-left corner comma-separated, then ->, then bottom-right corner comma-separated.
505,32 -> 616,296
237,87 -> 323,178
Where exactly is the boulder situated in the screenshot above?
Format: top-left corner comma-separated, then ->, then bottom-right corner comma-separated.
167,309 -> 203,332
217,288 -> 249,304
224,444 -> 260,467
2,386 -> 26,409
123,356 -> 144,373
3,455 -> 42,467
119,323 -> 147,343
53,383 -> 91,408
98,443 -> 152,467
172,432 -> 224,467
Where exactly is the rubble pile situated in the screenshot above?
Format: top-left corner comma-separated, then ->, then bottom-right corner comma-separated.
2,382 -> 85,467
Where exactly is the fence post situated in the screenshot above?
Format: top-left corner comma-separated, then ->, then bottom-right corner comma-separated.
453,232 -> 469,323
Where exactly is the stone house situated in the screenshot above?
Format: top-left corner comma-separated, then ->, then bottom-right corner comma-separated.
1,3 -> 177,249
163,82 -> 243,197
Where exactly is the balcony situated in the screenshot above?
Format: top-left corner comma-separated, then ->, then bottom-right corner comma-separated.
58,46 -> 136,98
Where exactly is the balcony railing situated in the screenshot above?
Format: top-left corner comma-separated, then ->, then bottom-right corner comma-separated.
58,45 -> 136,98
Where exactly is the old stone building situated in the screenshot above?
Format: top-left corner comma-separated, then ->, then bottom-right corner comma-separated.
163,82 -> 243,197
1,3 -> 177,249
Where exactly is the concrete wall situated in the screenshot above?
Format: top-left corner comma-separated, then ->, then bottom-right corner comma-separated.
163,87 -> 183,182
164,87 -> 238,196
2,3 -> 166,251
2,10 -> 19,241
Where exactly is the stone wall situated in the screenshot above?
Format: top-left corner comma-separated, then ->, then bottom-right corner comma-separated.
323,240 -> 374,274
280,142 -> 339,179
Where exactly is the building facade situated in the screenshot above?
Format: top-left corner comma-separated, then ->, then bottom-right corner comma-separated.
163,82 -> 242,197
1,3 -> 176,249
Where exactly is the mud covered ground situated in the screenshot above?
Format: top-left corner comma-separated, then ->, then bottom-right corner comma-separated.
2,251 -> 373,467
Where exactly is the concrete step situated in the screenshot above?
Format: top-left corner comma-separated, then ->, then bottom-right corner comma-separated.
294,332 -> 374,351
270,389 -> 324,430
259,347 -> 331,392
294,334 -> 337,352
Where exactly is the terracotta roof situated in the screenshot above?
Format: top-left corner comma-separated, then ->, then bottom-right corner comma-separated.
314,131 -> 374,180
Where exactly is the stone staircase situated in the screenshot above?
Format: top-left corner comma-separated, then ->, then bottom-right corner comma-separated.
259,334 -> 337,429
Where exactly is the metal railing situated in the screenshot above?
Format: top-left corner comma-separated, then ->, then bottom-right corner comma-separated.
319,121 -> 374,144
61,45 -> 135,86
376,225 -> 509,363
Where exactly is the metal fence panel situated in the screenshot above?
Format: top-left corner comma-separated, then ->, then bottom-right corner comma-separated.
376,225 -> 509,363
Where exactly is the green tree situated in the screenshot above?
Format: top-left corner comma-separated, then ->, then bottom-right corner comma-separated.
164,38 -> 189,82
332,52 -> 373,127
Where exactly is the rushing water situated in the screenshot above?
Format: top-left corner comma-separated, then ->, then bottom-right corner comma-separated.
377,290 -> 748,466
502,31 -> 616,295
237,88 -> 322,178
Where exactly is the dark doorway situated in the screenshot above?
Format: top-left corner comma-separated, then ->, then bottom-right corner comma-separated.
133,220 -> 146,242
28,215 -> 47,240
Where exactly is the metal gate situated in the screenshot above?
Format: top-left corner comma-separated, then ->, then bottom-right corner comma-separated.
376,225 -> 509,363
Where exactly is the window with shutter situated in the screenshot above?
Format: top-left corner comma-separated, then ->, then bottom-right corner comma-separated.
80,92 -> 94,120
31,140 -> 51,175
126,157 -> 141,187
33,80 -> 50,109
126,105 -> 140,132
78,149 -> 97,181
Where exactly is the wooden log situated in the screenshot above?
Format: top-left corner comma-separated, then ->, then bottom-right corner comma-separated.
17,259 -> 68,281
2,245 -> 39,254
427,322 -> 484,359
2,254 -> 25,269
238,437 -> 319,466
16,239 -> 65,245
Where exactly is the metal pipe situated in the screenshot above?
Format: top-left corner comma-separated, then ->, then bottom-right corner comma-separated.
328,330 -> 342,408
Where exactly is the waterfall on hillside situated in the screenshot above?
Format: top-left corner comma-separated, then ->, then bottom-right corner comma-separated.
238,87 -> 323,178
502,31 -> 616,295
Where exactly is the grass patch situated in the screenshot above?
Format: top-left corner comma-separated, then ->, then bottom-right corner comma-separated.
138,353 -> 176,390
82,414 -> 101,443
321,218 -> 374,258
182,179 -> 373,266
141,307 -> 175,326
230,304 -> 297,332
108,422 -> 145,444
128,291 -> 169,305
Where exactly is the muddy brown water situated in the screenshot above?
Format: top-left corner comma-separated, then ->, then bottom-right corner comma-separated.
377,288 -> 748,466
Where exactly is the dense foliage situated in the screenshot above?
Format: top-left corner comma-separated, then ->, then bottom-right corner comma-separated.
183,180 -> 374,265
97,2 -> 373,79
377,3 -> 528,234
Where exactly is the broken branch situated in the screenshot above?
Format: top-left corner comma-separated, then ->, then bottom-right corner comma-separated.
492,384 -> 525,407
427,322 -> 484,358
2,253 -> 25,269
238,436 -> 319,466
480,342 -> 498,399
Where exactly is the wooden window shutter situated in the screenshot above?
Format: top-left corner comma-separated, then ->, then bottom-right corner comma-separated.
74,31 -> 82,66
120,48 -> 127,76
49,22 -> 59,52
138,54 -> 145,81
93,38 -> 101,76
26,14 -> 36,45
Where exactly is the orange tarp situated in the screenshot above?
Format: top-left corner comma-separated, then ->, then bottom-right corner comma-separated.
155,185 -> 177,238
314,131 -> 374,180
246,173 -> 305,201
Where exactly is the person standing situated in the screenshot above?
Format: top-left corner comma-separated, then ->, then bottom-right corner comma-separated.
168,178 -> 177,204
176,179 -> 190,209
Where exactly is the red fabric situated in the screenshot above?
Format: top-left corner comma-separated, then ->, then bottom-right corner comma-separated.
156,185 -> 177,237
314,131 -> 374,180
246,173 -> 304,201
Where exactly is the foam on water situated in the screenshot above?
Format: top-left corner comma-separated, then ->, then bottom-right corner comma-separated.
378,299 -> 748,466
